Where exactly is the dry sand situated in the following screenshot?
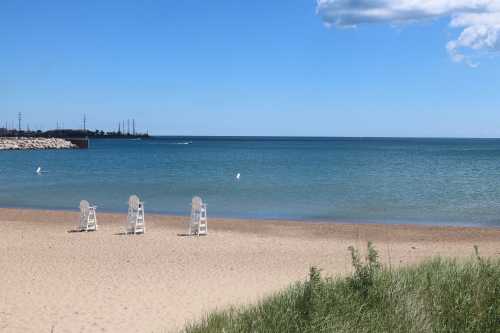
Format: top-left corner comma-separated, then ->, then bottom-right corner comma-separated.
0,208 -> 499,332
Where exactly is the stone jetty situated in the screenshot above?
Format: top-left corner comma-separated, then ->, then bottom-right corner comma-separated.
0,137 -> 77,150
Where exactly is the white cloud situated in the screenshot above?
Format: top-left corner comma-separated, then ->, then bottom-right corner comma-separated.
316,0 -> 500,66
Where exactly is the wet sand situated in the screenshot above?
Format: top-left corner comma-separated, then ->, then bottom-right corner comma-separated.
0,208 -> 499,332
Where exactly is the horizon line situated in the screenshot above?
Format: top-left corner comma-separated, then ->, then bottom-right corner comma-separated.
148,134 -> 500,140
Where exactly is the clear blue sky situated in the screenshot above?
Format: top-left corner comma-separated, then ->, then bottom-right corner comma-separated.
1,0 -> 500,137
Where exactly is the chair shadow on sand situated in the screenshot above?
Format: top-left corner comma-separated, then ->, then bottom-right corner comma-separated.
177,233 -> 207,237
113,232 -> 146,236
67,229 -> 96,233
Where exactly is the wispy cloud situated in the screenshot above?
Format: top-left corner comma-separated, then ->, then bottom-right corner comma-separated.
316,0 -> 500,66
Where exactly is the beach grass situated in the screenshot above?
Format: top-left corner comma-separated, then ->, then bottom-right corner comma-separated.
182,243 -> 500,333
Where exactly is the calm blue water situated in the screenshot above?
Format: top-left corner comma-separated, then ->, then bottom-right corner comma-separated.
1,137 -> 500,227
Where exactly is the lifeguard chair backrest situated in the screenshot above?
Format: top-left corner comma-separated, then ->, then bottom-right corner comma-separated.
80,200 -> 90,215
129,195 -> 140,210
192,196 -> 202,211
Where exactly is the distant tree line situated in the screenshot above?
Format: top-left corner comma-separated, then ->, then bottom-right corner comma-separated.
0,128 -> 149,139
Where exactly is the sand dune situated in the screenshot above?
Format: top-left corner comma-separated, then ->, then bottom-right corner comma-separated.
0,208 -> 499,332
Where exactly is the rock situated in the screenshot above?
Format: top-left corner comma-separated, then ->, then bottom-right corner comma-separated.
0,137 -> 77,150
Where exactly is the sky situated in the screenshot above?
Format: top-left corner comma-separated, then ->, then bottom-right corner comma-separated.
1,0 -> 500,137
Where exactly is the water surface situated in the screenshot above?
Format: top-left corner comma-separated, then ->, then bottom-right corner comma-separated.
1,137 -> 499,227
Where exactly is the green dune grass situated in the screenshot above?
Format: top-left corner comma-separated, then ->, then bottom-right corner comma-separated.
182,244 -> 500,333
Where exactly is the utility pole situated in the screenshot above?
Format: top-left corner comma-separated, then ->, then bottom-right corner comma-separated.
133,119 -> 135,135
18,112 -> 22,132
83,114 -> 87,131
127,119 -> 130,135
118,122 -> 121,134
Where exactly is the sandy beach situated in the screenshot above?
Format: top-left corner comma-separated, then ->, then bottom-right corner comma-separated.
0,208 -> 499,333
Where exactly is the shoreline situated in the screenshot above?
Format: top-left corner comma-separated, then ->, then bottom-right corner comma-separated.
1,205 -> 499,230
3,206 -> 500,244
3,206 -> 500,237
1,208 -> 499,332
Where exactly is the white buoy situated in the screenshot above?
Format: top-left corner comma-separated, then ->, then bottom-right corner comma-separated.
36,166 -> 42,175
236,173 -> 240,180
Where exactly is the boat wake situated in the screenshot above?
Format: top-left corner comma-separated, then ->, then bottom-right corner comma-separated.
169,142 -> 192,145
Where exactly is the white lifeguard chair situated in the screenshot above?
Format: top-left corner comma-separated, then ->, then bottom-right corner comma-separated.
127,195 -> 145,234
79,200 -> 97,231
189,196 -> 207,236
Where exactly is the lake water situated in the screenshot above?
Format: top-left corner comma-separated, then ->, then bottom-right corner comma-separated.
1,137 -> 500,227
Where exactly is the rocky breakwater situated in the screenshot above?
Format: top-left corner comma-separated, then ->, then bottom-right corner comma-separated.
0,137 -> 77,150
